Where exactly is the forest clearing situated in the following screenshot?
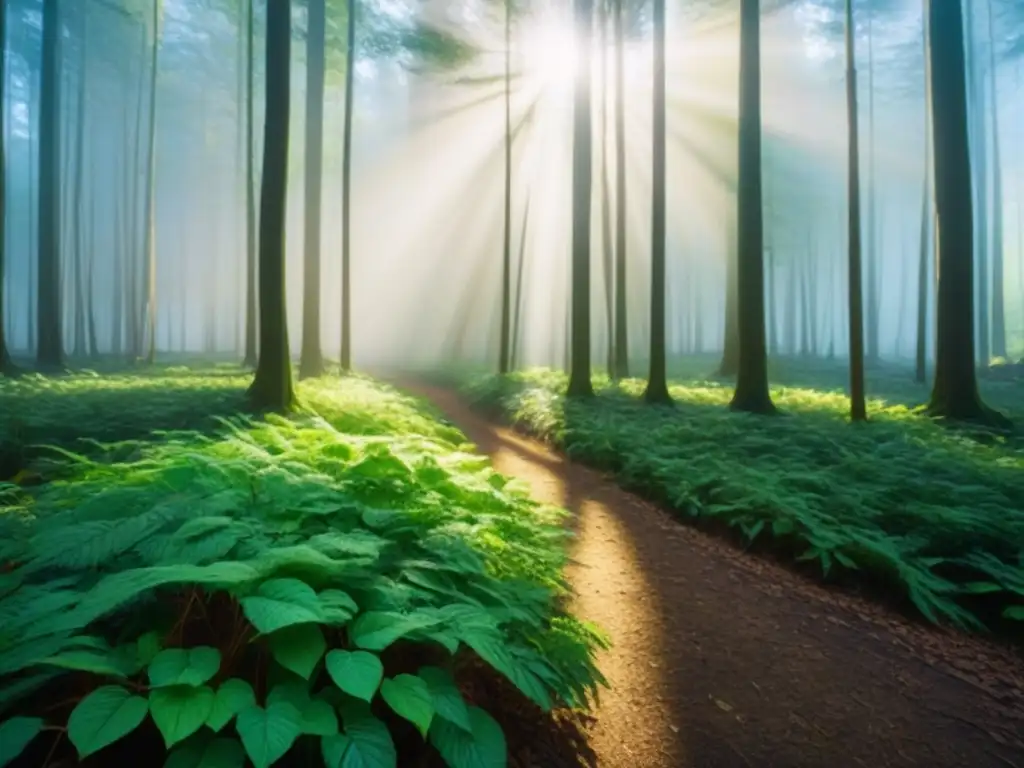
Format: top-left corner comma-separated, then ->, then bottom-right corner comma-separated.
2,0 -> 1024,766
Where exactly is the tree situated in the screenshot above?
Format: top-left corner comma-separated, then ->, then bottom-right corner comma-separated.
242,0 -> 258,368
611,0 -> 628,380
986,0 -> 1006,361
643,0 -> 670,404
925,0 -> 1003,423
299,0 -> 326,379
142,0 -> 162,364
845,0 -> 866,421
340,0 -> 356,373
729,0 -> 773,415
566,0 -> 595,398
36,0 -> 63,371
248,0 -> 295,412
498,0 -> 513,374
0,0 -> 15,374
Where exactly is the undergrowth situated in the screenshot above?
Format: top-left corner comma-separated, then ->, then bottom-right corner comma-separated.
0,369 -> 607,768
460,365 -> 1024,637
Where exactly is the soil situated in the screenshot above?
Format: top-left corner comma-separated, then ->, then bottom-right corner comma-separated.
403,381 -> 1024,768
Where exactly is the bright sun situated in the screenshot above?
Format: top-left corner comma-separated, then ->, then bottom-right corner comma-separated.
520,14 -> 579,93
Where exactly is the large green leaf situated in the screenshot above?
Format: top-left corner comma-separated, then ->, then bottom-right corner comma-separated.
460,632 -> 551,711
0,717 -> 44,768
428,706 -> 507,768
240,578 -> 324,635
235,702 -> 303,768
67,685 -> 149,759
380,675 -> 433,738
418,666 -> 471,732
325,650 -> 383,702
206,679 -> 256,733
322,708 -> 396,768
164,732 -> 247,768
150,685 -> 216,748
148,647 -> 222,688
268,624 -> 326,680
348,611 -> 439,651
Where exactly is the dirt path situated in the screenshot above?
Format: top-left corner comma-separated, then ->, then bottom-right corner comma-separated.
403,382 -> 1024,768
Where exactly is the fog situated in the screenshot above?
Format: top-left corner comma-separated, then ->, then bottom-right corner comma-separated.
3,0 -> 1024,370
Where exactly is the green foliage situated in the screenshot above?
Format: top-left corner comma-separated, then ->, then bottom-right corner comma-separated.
0,368 -> 606,766
461,363 -> 1024,635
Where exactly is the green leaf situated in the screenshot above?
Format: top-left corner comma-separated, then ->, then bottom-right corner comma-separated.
325,650 -> 384,702
0,717 -> 44,768
1004,606 -> 1024,621
241,578 -> 323,635
319,589 -> 359,625
418,666 -> 471,732
68,685 -> 149,759
962,581 -> 1002,594
322,710 -> 396,768
428,706 -> 506,768
348,611 -> 439,651
151,685 -> 216,748
164,733 -> 246,768
298,699 -> 338,736
268,623 -> 326,680
37,647 -> 138,678
148,647 -> 221,688
460,631 -> 551,711
136,631 -> 164,666
206,679 -> 256,733
235,702 -> 303,768
380,675 -> 433,738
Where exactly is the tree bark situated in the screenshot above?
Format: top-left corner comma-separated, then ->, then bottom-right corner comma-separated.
729,0 -> 774,414
248,0 -> 295,412
340,0 -> 356,372
845,0 -> 866,421
242,0 -> 258,368
611,0 -> 628,379
0,0 -> 14,373
986,0 -> 1006,360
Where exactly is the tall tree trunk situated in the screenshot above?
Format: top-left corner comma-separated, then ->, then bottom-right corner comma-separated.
643,0 -> 669,404
498,0 -> 513,374
845,0 -> 866,420
986,0 -> 1006,360
27,69 -> 37,354
340,0 -> 356,372
865,10 -> 879,364
925,0 -> 1001,423
730,0 -> 774,414
86,162 -> 98,359
142,0 -> 161,363
599,2 -> 614,376
915,16 -> 931,385
964,6 -> 990,367
243,0 -> 258,367
0,0 -> 13,373
611,0 -> 628,379
566,0 -> 595,398
248,0 -> 295,411
72,4 -> 88,360
36,0 -> 64,370
765,145 -> 776,356
299,0 -> 326,378
718,204 -> 739,374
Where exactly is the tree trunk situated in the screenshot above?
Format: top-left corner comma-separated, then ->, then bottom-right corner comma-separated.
925,0 -> 1002,423
729,0 -> 774,414
599,4 -> 614,377
963,6 -> 989,367
340,0 -> 356,372
865,10 -> 879,364
242,0 -> 258,367
0,0 -> 13,373
498,0 -> 513,374
845,0 -> 866,421
915,19 -> 931,385
142,0 -> 161,364
566,0 -> 595,398
611,0 -> 628,379
986,0 -> 1005,360
509,195 -> 530,370
247,0 -> 295,412
643,0 -> 670,404
718,205 -> 739,374
299,0 -> 326,379
36,0 -> 63,370
72,4 -> 88,360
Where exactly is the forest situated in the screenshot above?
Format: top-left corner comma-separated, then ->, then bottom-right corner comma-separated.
0,0 -> 1023,766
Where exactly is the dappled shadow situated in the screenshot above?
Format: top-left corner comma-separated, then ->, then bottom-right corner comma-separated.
404,381 -> 1024,768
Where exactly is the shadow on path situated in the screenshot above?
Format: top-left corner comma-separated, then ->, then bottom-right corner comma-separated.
402,380 -> 1024,768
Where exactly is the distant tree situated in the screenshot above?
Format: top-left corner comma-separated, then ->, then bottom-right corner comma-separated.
299,0 -> 326,379
36,0 -> 64,371
498,0 -> 513,375
143,0 -> 162,364
643,0 -> 670,404
925,0 -> 1003,423
844,0 -> 866,421
248,0 -> 295,411
611,0 -> 628,380
986,0 -> 1006,361
339,0 -> 356,373
566,0 -> 595,398
0,0 -> 15,374
729,0 -> 773,414
242,0 -> 258,368
915,14 -> 930,386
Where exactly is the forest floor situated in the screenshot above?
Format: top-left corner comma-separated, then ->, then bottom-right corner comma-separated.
402,379 -> 1024,768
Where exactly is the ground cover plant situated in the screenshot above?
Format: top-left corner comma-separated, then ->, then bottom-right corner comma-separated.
459,358 -> 1024,636
0,367 -> 607,768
